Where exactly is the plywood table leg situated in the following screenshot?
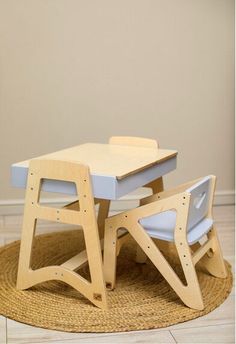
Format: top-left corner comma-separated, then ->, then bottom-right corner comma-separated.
16,159 -> 108,309
97,199 -> 110,239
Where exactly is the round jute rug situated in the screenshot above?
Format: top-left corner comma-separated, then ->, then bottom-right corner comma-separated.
0,230 -> 233,333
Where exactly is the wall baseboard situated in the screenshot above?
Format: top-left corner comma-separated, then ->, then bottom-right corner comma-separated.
0,190 -> 234,216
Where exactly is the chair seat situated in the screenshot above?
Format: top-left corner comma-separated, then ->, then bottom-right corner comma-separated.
139,211 -> 213,245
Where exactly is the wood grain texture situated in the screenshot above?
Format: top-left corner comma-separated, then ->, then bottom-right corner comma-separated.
13,143 -> 177,180
109,136 -> 164,263
16,159 -> 107,309
104,177 -> 227,310
109,136 -> 159,148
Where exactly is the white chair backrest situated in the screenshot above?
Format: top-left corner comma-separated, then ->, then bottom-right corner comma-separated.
186,176 -> 212,231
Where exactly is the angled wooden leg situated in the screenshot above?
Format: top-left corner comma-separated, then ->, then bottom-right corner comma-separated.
200,227 -> 227,278
138,223 -> 204,310
105,194 -> 204,310
126,221 -> 204,309
17,216 -> 37,289
97,199 -> 110,239
80,220 -> 107,307
131,222 -> 204,310
17,159 -> 108,309
146,177 -> 164,194
173,203 -> 204,310
136,176 -> 164,264
177,228 -> 227,308
174,241 -> 204,310
17,170 -> 41,289
103,227 -> 118,290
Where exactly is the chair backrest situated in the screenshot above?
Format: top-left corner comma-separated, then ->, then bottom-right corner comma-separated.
186,176 -> 213,231
109,136 -> 159,149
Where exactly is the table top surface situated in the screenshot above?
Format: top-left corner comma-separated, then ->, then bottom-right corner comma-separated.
13,143 -> 177,180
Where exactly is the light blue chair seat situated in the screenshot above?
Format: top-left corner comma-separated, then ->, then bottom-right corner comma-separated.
139,211 -> 213,245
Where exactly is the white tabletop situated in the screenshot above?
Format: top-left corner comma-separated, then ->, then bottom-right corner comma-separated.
11,143 -> 178,200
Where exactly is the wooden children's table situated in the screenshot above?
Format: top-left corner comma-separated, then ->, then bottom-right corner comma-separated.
11,143 -> 177,309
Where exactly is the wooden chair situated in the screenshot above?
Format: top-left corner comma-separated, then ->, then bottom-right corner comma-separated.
109,136 -> 164,263
103,175 -> 227,310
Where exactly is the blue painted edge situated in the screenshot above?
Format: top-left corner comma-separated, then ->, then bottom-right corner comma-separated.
11,156 -> 177,200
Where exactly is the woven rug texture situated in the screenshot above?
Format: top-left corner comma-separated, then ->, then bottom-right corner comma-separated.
0,230 -> 233,333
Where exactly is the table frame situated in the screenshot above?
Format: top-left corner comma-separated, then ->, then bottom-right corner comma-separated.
15,141 -> 177,309
17,159 -> 109,309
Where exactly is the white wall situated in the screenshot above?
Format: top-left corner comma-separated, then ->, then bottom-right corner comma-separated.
0,0 -> 234,202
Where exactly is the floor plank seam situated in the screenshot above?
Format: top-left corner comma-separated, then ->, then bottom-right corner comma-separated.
7,329 -> 175,344
5,316 -> 7,344
169,330 -> 178,343
170,321 -> 235,333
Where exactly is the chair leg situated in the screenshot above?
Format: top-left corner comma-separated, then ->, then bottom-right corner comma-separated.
103,226 -> 118,290
120,219 -> 204,310
175,241 -> 204,310
201,227 -> 228,278
135,176 -> 164,264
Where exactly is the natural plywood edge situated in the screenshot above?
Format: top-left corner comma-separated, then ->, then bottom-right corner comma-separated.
11,143 -> 177,180
16,159 -> 108,309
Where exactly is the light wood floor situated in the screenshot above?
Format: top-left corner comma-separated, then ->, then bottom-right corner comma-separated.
0,205 -> 234,344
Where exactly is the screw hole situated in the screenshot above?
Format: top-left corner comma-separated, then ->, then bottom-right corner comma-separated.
184,255 -> 186,257
31,202 -> 34,205
84,195 -> 86,197
84,210 -> 87,212
180,242 -> 183,245
182,203 -> 185,205
148,246 -> 150,249
106,282 -> 112,289
207,248 -> 214,258
93,293 -> 102,301
84,179 -> 87,182
186,264 -> 188,266
30,187 -> 33,190
179,227 -> 182,230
